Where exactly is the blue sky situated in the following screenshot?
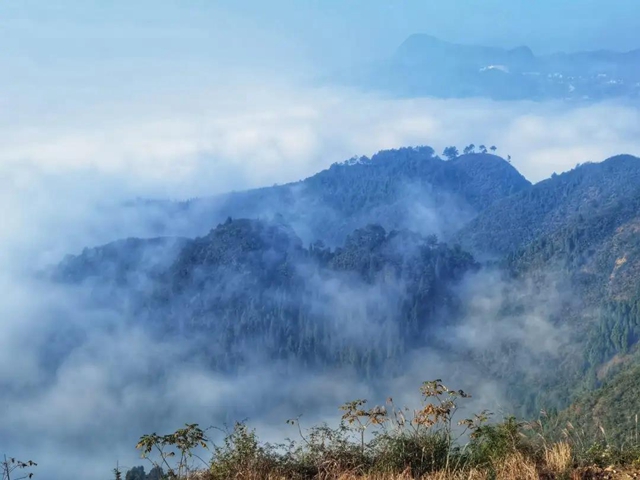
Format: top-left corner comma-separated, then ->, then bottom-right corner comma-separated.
2,0 -> 640,191
2,0 -> 639,108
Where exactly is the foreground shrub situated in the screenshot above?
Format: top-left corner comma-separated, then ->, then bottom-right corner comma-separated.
370,431 -> 453,476
129,379 -> 640,479
209,423 -> 286,480
466,417 -> 536,469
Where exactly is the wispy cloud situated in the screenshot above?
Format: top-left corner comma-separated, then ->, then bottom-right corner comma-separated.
3,88 -> 639,203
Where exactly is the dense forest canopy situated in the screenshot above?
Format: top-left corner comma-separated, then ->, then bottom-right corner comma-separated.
56,218 -> 478,375
120,148 -> 530,246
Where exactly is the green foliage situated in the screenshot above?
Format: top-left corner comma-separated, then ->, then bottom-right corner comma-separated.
586,298 -> 640,368
285,420 -> 370,478
206,378 -> 476,479
574,442 -> 640,469
554,363 -> 640,448
453,154 -> 640,429
370,430 -> 452,476
460,154 -> 640,257
209,423 -> 286,480
136,423 -> 209,479
466,417 -> 532,468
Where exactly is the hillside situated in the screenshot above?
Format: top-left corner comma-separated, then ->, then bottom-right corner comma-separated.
557,360 -> 640,446
455,154 -> 640,336
125,148 -> 530,245
458,155 -> 640,258
56,218 -> 478,374
453,155 -> 640,384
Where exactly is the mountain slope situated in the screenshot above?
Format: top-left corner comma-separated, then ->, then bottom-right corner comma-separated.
458,155 -> 640,258
56,218 -> 479,374
126,148 -> 530,246
454,155 -> 640,424
556,360 -> 640,446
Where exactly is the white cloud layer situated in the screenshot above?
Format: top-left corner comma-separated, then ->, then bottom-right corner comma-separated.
3,86 -> 640,202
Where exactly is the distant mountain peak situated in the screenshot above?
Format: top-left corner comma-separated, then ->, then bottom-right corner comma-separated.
358,33 -> 640,101
395,33 -> 532,60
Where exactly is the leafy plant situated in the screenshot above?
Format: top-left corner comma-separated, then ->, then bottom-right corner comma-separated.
136,423 -> 209,479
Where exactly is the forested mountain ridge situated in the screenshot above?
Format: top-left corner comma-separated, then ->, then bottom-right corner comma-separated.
452,154 -> 640,401
454,154 -> 640,426
53,147 -> 640,439
458,154 -> 640,257
126,148 -> 530,245
56,218 -> 478,374
506,192 -> 640,303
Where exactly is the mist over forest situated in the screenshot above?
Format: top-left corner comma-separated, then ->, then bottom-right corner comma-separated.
4,2 -> 640,479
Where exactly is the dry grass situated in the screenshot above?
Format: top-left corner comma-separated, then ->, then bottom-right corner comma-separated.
299,472 -> 485,480
337,471 -> 487,480
181,439 -> 640,479
545,441 -> 573,475
494,452 -> 538,480
420,469 -> 488,480
187,461 -> 640,480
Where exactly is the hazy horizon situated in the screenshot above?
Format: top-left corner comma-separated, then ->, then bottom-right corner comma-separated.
4,1 -> 640,96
